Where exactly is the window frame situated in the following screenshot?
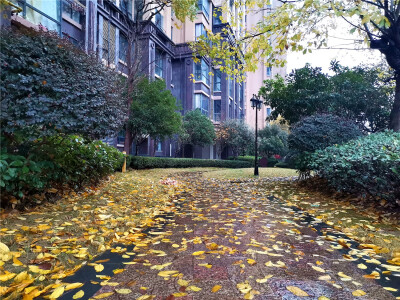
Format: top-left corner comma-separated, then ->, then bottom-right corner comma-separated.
155,48 -> 164,78
194,59 -> 210,85
197,0 -> 210,19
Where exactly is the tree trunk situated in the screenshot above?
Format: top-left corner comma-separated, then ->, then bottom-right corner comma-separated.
135,143 -> 139,156
389,75 -> 400,131
124,130 -> 132,155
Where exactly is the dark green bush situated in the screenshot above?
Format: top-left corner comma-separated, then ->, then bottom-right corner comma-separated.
130,156 -> 251,169
309,131 -> 400,204
267,156 -> 279,167
1,135 -> 124,206
289,114 -> 363,153
288,114 -> 363,173
228,156 -> 261,163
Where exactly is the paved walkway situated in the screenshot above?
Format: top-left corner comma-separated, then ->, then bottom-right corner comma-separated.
74,173 -> 397,300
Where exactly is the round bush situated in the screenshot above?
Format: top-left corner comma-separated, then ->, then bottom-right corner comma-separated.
288,114 -> 363,153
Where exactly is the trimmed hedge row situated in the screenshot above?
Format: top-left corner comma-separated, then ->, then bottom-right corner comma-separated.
309,131 -> 400,205
130,156 -> 252,169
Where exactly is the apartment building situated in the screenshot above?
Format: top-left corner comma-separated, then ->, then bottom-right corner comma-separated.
245,0 -> 287,129
5,0 -> 283,158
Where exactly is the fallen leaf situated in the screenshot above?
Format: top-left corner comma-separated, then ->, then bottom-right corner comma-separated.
49,286 -> 65,299
94,264 -> 104,272
212,285 -> 222,292
116,289 -> 132,294
65,283 -> 83,291
352,290 -> 366,296
187,285 -> 201,292
72,290 -> 84,299
286,286 -> 309,297
93,292 -> 114,299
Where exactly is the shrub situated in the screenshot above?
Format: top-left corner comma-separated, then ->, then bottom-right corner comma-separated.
1,135 -> 124,207
274,162 -> 290,168
228,156 -> 261,163
288,114 -> 363,173
0,28 -> 126,141
309,131 -> 400,205
289,114 -> 363,153
130,156 -> 251,169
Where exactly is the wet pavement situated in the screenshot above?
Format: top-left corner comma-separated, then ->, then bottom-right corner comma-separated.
62,173 -> 399,300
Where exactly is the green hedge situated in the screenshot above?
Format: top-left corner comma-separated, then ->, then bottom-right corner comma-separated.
309,131 -> 400,204
1,135 -> 124,206
130,156 -> 252,169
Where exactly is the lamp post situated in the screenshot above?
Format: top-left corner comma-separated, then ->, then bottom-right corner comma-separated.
250,94 -> 263,176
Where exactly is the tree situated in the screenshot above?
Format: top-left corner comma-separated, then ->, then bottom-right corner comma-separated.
127,78 -> 182,155
215,120 -> 254,157
196,0 -> 400,131
180,110 -> 216,155
260,62 -> 393,132
0,28 -> 126,142
119,0 -> 197,154
258,124 -> 288,158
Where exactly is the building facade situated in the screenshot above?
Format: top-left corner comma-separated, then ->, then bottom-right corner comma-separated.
6,0 -> 284,158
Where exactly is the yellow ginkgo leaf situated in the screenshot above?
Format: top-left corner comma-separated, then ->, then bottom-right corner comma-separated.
198,263 -> 212,268
212,285 -> 222,292
383,287 -> 398,292
357,264 -> 367,269
12,256 -> 23,266
93,292 -> 114,299
318,296 -> 330,300
158,270 -> 179,277
177,279 -> 189,286
312,265 -> 325,273
116,288 -> 132,294
172,292 -> 188,297
136,296 -> 155,300
13,271 -> 29,283
72,290 -> 84,299
113,269 -> 125,274
318,275 -> 332,281
94,264 -> 104,272
65,283 -> 84,291
0,272 -> 16,282
192,251 -> 205,256
49,286 -> 65,299
352,290 -> 366,296
187,285 -> 201,292
0,242 -> 10,254
247,258 -> 256,265
256,275 -> 273,283
286,286 -> 309,297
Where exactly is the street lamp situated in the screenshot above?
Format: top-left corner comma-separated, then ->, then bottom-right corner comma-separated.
250,94 -> 263,176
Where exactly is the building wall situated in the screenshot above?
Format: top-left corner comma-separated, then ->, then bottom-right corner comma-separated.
8,0 -> 283,158
245,0 -> 287,129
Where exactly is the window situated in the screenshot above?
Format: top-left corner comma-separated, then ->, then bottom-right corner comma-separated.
266,107 -> 272,117
194,59 -> 210,85
120,0 -> 132,19
102,19 -> 116,65
266,67 -> 272,77
195,94 -> 209,116
229,99 -> 233,119
62,0 -> 85,25
213,6 -> 222,25
213,69 -> 221,92
155,12 -> 163,30
155,48 -> 163,78
239,84 -> 244,107
117,130 -> 125,145
195,23 -> 207,41
156,141 -> 162,152
119,34 -> 128,63
197,0 -> 210,19
134,0 -> 144,20
214,99 -> 221,122
13,0 -> 61,32
229,77 -> 234,98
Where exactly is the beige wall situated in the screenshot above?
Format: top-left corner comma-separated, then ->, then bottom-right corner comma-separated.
245,0 -> 287,129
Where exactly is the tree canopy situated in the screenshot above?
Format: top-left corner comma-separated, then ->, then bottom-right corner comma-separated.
127,78 -> 182,155
195,0 -> 400,131
0,28 -> 126,141
260,62 -> 393,132
180,110 -> 216,148
215,120 -> 254,157
258,124 -> 288,158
